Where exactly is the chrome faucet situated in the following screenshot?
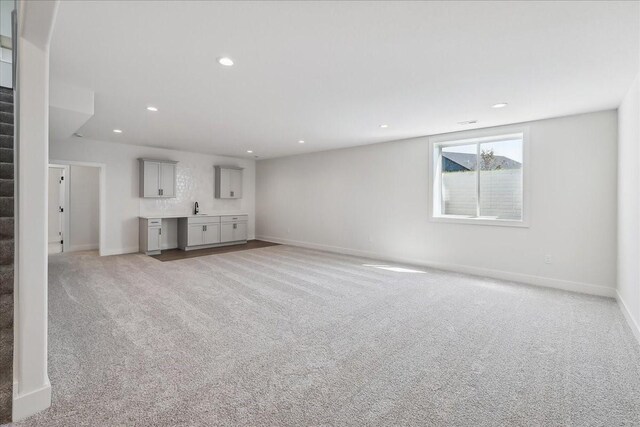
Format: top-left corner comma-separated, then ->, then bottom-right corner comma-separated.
194,201 -> 199,215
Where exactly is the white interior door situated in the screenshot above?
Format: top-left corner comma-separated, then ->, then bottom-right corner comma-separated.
48,167 -> 65,254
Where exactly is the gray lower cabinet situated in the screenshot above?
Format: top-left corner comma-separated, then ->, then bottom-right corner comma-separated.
178,216 -> 229,250
187,224 -> 205,246
185,223 -> 220,247
139,218 -> 163,255
141,215 -> 248,254
148,227 -> 161,251
221,222 -> 247,242
204,224 -> 220,244
220,215 -> 248,242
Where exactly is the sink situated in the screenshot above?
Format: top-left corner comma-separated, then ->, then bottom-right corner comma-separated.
194,213 -> 209,216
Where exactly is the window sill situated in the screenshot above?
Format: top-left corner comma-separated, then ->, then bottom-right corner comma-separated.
430,215 -> 529,228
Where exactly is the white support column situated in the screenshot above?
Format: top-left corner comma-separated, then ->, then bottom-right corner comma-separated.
12,0 -> 59,421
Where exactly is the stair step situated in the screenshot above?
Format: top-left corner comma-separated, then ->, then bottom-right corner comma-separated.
0,102 -> 12,115
0,240 -> 12,266
0,123 -> 12,137
0,112 -> 12,126
0,265 -> 11,295
0,149 -> 11,164
0,327 -> 12,425
0,82 -> 12,427
0,136 -> 11,149
0,91 -> 12,104
0,294 -> 11,330
0,218 -> 12,240
0,198 -> 12,218
0,164 -> 11,180
0,180 -> 11,198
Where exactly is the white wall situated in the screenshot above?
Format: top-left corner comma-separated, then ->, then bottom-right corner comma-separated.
617,75 -> 640,341
68,165 -> 99,252
257,111 -> 618,297
49,137 -> 256,255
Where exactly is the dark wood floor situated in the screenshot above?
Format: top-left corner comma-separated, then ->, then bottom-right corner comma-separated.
151,239 -> 280,262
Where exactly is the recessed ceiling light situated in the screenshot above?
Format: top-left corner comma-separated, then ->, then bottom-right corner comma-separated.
247,150 -> 253,153
492,103 -> 508,109
113,129 -> 123,133
379,124 -> 389,128
218,57 -> 234,66
146,106 -> 158,112
298,140 -> 305,144
457,120 -> 478,125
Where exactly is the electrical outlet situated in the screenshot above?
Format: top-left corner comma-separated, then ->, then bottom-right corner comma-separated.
544,255 -> 553,265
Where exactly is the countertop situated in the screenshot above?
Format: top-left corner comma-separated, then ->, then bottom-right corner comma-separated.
139,213 -> 248,219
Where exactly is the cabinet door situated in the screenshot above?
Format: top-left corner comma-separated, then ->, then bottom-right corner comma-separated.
220,223 -> 234,242
219,169 -> 231,198
160,163 -> 175,197
148,227 -> 161,251
203,223 -> 220,245
187,225 -> 204,246
143,161 -> 161,197
229,169 -> 243,198
234,222 -> 247,241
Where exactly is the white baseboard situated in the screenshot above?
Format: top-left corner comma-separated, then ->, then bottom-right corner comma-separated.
257,235 -> 616,298
67,243 -> 99,252
616,291 -> 640,345
12,380 -> 51,422
100,246 -> 139,256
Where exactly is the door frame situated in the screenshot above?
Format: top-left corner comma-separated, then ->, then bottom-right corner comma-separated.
48,164 -> 69,253
49,160 -> 107,256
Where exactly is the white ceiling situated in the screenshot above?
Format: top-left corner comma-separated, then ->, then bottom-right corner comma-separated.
50,1 -> 639,159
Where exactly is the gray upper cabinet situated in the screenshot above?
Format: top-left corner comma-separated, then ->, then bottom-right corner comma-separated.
139,159 -> 177,198
215,166 -> 243,199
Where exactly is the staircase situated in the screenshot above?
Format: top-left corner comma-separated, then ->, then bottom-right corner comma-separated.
0,86 -> 13,423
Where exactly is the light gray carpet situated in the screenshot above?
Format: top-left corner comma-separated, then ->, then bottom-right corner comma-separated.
8,245 -> 640,426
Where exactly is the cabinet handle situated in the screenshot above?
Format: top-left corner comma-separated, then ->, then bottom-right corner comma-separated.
233,223 -> 237,229
160,188 -> 164,196
230,191 -> 234,197
159,228 -> 162,235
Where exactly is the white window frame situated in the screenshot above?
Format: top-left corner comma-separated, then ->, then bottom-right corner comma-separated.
428,125 -> 530,228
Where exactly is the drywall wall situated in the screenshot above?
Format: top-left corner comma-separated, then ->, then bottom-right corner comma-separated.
49,137 -> 256,255
618,75 -> 640,341
257,110 -> 618,297
68,165 -> 99,251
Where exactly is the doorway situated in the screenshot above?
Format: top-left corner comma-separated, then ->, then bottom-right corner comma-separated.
48,165 -> 68,254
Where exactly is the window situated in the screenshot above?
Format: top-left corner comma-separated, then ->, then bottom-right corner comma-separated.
429,127 -> 529,226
